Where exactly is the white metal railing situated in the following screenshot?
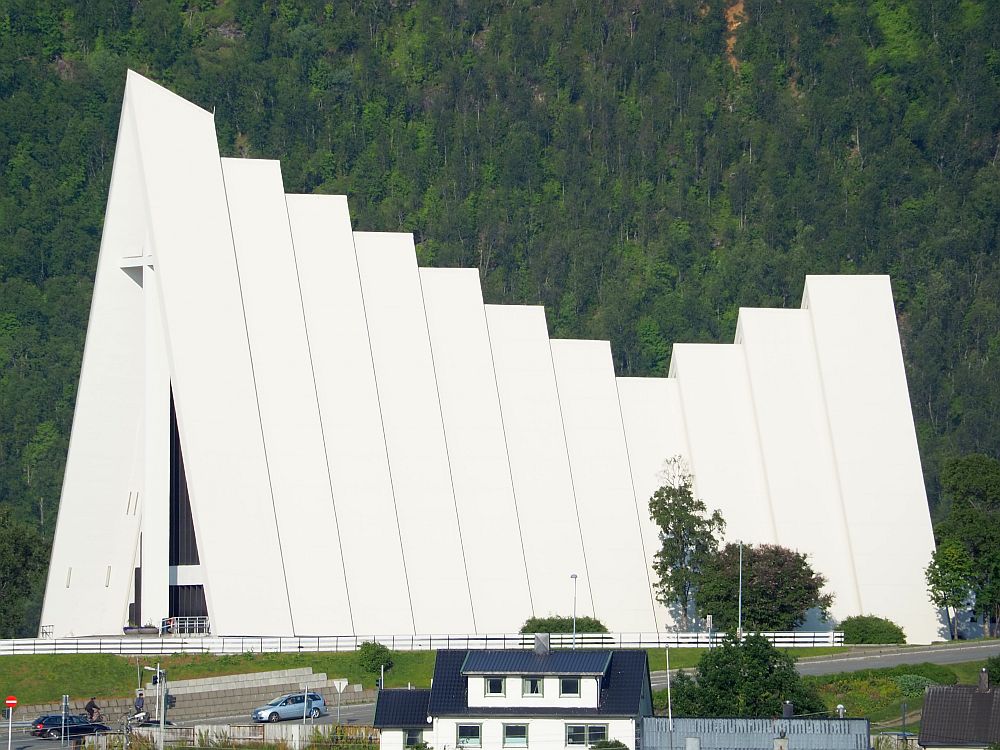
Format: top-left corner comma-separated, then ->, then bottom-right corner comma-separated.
160,616 -> 211,636
0,630 -> 842,656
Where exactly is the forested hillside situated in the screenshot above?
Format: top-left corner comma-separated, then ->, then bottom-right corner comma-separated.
2,0 -> 999,635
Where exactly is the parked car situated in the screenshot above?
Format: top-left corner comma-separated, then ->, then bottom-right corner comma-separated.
251,692 -> 326,723
30,715 -> 111,739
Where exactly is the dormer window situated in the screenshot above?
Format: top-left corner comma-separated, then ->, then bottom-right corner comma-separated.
560,677 -> 580,696
486,677 -> 505,696
522,676 -> 543,696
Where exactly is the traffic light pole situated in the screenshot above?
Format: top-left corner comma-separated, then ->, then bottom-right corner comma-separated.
159,669 -> 166,750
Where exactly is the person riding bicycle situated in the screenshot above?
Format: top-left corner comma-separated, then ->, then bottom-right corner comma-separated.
85,697 -> 101,722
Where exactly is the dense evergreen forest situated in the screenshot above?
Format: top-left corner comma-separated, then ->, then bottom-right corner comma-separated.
1,0 -> 999,636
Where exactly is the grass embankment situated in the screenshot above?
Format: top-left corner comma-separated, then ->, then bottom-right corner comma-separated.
649,656 -> 989,730
0,650 -> 436,706
0,646 -> 856,706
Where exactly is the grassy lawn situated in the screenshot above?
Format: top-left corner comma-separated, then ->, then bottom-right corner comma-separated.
0,646 -> 983,711
0,650 -> 436,705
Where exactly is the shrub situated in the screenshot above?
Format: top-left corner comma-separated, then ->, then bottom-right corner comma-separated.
591,741 -> 628,749
840,615 -> 906,644
893,674 -> 936,698
987,655 -> 1000,685
357,641 -> 393,673
520,616 -> 608,634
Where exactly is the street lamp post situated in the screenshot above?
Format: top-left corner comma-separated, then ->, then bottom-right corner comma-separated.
737,541 -> 744,640
570,573 -> 578,649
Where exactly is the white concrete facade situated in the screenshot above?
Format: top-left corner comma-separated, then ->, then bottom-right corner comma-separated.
428,717 -> 637,750
41,72 -> 941,643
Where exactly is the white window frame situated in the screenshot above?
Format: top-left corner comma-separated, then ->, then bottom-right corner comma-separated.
503,724 -> 529,748
522,676 -> 544,696
457,724 -> 482,747
485,676 -> 505,696
559,676 -> 580,697
404,729 -> 423,747
565,724 -> 608,746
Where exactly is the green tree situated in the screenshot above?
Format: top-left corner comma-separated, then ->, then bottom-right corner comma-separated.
519,616 -> 607,634
696,544 -> 833,631
667,634 -> 825,717
648,458 -> 725,629
0,506 -> 49,637
925,539 -> 974,639
935,454 -> 1000,637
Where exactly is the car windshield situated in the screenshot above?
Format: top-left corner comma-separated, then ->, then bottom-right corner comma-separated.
266,698 -> 285,706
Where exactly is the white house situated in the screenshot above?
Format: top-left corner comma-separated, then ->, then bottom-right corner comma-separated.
374,647 -> 653,750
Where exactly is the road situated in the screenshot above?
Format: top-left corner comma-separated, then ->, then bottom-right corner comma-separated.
794,641 -> 1000,676
191,701 -> 375,727
0,703 -> 376,750
650,640 -> 1000,688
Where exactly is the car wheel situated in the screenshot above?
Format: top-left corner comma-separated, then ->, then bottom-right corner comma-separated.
268,713 -> 280,723
309,708 -> 320,719
46,729 -> 61,740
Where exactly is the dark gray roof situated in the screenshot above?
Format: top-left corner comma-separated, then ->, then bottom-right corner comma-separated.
374,689 -> 431,729
427,649 -> 650,718
919,685 -> 1000,746
462,650 -> 612,676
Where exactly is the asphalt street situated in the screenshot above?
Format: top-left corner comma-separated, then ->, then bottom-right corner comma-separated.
650,640 -> 1000,689
0,703 -> 377,750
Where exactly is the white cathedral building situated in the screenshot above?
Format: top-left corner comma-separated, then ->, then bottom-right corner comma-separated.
40,72 -> 941,643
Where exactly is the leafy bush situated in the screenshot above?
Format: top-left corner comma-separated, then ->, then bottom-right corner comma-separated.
520,616 -> 608,634
840,615 -> 906,644
590,742 -> 628,749
357,641 -> 393,674
893,674 -> 936,698
987,655 -> 1000,685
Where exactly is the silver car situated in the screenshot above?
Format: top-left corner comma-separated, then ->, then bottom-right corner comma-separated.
251,692 -> 326,722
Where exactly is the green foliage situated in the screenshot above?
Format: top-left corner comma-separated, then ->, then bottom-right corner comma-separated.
893,673 -> 936,698
925,539 -> 974,639
840,615 -> 907,645
695,543 -> 832,631
987,655 -> 1000,685
648,458 -> 725,629
3,2 -> 1000,634
807,663 -> 957,720
520,616 -> 607,634
590,742 -> 627,750
357,641 -> 393,674
934,454 -> 1000,637
663,634 -> 825,717
0,506 -> 49,638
